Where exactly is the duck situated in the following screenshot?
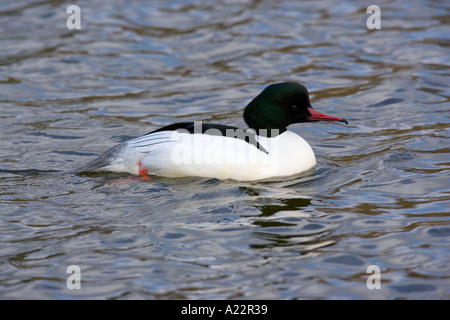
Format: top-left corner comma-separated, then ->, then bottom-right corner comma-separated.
74,82 -> 347,181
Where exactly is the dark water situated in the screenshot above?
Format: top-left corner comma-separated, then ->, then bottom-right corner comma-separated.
0,0 -> 449,299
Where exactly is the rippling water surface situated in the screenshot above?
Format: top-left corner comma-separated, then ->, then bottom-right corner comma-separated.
0,0 -> 449,299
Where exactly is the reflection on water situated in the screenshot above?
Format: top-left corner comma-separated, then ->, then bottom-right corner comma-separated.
0,0 -> 449,299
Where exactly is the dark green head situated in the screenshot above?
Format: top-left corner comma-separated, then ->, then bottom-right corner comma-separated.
243,82 -> 347,137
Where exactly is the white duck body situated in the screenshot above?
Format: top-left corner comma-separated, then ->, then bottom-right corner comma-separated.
99,129 -> 316,181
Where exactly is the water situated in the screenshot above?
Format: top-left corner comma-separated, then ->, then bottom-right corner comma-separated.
0,0 -> 449,299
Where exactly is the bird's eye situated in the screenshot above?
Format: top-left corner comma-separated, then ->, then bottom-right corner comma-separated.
290,105 -> 298,111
